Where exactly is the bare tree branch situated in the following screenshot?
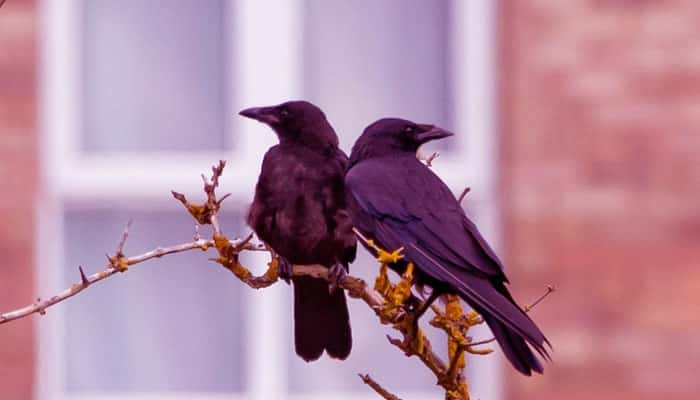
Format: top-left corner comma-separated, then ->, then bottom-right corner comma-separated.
524,284 -> 556,312
0,160 -> 555,400
1,237 -> 213,324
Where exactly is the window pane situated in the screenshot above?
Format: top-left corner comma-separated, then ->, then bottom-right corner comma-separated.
63,208 -> 246,392
303,0 -> 452,152
81,0 -> 231,152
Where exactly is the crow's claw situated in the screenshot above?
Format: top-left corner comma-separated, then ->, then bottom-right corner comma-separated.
278,257 -> 293,284
328,263 -> 347,294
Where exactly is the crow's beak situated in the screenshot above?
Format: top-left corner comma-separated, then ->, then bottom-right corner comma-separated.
415,124 -> 454,143
239,106 -> 280,125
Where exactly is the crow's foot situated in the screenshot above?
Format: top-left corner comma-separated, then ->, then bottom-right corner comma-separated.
328,262 -> 347,294
277,256 -> 293,284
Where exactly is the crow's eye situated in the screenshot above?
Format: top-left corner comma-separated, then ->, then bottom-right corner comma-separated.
280,109 -> 290,118
403,125 -> 415,133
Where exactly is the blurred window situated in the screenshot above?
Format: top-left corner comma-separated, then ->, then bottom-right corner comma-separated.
46,0 -> 248,398
81,0 -> 230,153
42,0 -> 499,399
64,209 -> 246,393
303,0 -> 452,151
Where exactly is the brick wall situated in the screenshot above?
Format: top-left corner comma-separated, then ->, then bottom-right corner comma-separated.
0,0 -> 37,399
499,1 -> 700,399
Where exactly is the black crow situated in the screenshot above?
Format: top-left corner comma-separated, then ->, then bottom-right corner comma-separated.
240,100 -> 355,362
345,118 -> 549,375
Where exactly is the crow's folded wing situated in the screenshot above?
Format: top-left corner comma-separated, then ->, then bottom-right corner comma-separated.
346,157 -> 505,280
346,157 -> 549,359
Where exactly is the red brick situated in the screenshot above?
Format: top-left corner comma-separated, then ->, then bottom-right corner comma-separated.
0,0 -> 37,398
499,0 -> 700,398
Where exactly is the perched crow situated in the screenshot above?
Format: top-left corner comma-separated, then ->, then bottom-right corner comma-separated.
240,101 -> 355,362
345,118 -> 550,375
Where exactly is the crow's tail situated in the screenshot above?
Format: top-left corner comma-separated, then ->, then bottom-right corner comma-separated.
453,273 -> 550,375
293,276 -> 352,362
481,313 -> 544,375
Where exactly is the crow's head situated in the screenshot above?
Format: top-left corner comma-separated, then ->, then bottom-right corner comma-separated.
350,118 -> 453,165
239,100 -> 339,149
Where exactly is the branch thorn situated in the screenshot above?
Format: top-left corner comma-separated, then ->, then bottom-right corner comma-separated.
35,298 -> 46,316
116,220 -> 132,254
217,193 -> 232,206
424,151 -> 440,167
458,187 -> 471,205
171,190 -> 187,204
78,266 -> 90,288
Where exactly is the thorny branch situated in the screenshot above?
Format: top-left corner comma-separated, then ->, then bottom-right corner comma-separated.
0,235 -> 261,325
0,160 -> 554,400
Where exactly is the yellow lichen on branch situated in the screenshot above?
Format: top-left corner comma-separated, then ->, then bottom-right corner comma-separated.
171,161 -> 478,400
433,295 -> 471,400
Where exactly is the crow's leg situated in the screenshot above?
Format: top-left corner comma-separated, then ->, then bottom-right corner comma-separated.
413,290 -> 441,324
402,290 -> 440,350
277,256 -> 293,284
328,262 -> 347,294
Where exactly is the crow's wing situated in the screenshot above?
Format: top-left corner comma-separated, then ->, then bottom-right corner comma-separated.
346,156 -> 504,279
346,156 -> 549,362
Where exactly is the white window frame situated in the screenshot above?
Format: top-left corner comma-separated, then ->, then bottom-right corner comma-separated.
36,1 -> 500,399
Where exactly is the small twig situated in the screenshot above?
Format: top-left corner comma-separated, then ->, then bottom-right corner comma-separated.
116,220 -> 132,255
358,374 -> 402,400
218,192 -> 232,206
467,337 -> 496,347
524,284 -> 556,312
205,161 -> 226,234
423,151 -> 440,167
457,187 -> 471,204
461,284 -> 556,349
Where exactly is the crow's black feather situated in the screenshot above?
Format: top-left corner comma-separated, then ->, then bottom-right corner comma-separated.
346,118 -> 549,375
242,100 -> 354,361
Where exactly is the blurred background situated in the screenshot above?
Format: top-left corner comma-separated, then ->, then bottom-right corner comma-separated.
1,0 -> 699,399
